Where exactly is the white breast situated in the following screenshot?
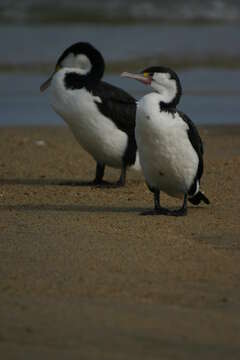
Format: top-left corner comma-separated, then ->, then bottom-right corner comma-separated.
50,70 -> 128,168
136,93 -> 199,198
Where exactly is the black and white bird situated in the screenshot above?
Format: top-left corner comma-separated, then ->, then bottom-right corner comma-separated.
40,42 -> 140,186
122,66 -> 210,216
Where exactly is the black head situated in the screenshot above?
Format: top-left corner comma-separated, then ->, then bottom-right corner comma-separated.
40,42 -> 105,92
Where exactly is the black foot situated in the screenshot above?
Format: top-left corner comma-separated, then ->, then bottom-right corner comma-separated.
92,163 -> 126,188
91,179 -> 125,188
115,179 -> 125,187
141,206 -> 187,217
91,179 -> 112,187
167,207 -> 187,217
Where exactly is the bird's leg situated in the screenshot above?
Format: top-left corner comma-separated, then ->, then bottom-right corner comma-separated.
92,163 -> 127,188
92,162 -> 106,185
154,190 -> 161,210
141,190 -> 168,215
168,194 -> 188,217
116,166 -> 127,187
141,192 -> 188,216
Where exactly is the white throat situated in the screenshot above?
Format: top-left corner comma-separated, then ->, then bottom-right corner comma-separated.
151,73 -> 177,105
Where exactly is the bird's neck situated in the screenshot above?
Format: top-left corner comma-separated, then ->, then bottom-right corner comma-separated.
151,83 -> 180,109
59,68 -> 100,91
138,93 -> 177,125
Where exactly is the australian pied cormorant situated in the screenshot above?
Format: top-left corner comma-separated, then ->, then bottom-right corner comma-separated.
40,42 -> 140,186
122,66 -> 210,216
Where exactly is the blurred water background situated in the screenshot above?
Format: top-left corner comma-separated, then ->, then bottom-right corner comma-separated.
0,0 -> 240,125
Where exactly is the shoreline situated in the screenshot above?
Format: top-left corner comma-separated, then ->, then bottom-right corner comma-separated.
0,124 -> 240,359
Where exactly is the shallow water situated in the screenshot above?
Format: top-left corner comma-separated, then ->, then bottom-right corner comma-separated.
0,69 -> 239,126
1,23 -> 240,64
1,17 -> 240,126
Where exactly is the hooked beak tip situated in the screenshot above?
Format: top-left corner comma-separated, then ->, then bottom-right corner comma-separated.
121,72 -> 130,78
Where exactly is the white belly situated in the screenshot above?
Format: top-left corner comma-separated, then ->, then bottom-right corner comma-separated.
136,96 -> 199,198
50,73 -> 128,168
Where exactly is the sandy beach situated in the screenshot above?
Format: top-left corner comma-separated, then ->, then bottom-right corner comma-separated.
0,125 -> 240,359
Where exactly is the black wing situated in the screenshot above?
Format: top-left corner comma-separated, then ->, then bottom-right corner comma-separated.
92,81 -> 136,136
178,110 -> 204,184
92,81 -> 137,166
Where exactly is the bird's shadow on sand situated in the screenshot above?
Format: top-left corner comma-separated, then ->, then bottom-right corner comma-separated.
0,178 -> 209,214
0,178 -> 122,188
0,203 -> 207,214
0,177 -> 143,213
0,203 -> 145,214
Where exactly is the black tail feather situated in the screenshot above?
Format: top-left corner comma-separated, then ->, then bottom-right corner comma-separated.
188,191 -> 210,206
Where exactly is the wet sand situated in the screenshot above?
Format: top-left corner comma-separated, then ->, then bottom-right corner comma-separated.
0,125 -> 240,359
